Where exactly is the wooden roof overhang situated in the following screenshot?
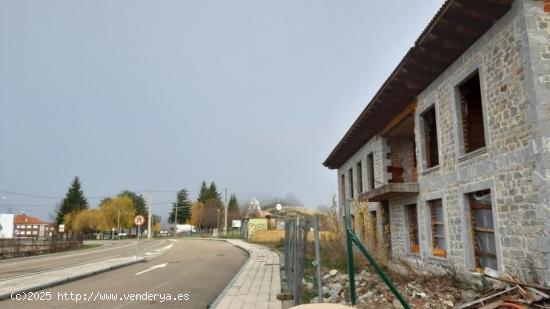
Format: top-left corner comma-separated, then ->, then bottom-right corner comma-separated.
323,0 -> 513,170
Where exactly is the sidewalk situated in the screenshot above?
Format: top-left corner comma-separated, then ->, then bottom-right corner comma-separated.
212,239 -> 282,309
0,256 -> 144,299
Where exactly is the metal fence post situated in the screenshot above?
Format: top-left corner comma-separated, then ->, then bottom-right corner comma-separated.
343,199 -> 410,308
344,200 -> 357,305
313,215 -> 323,303
292,217 -> 300,305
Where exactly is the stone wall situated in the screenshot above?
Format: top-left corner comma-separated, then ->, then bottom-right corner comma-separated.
336,0 -> 550,284
411,0 -> 547,283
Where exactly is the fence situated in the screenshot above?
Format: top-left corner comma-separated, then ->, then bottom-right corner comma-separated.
283,216 -> 323,306
0,235 -> 83,259
343,199 -> 410,308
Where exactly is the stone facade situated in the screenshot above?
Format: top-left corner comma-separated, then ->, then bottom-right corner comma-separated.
336,0 -> 550,285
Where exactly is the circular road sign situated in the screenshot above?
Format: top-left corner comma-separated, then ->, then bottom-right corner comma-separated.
134,215 -> 146,226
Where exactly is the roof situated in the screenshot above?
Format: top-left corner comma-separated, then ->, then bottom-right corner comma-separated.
323,0 -> 513,169
14,214 -> 51,225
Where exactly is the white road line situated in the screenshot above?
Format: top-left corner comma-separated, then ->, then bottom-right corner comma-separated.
0,239 -> 167,268
0,242 -> 134,267
0,254 -> 121,281
135,263 -> 167,276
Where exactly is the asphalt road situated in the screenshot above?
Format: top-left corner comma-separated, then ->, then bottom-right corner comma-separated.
1,239 -> 248,309
0,239 -> 169,280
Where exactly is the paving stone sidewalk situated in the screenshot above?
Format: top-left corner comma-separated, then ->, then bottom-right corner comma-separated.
213,239 -> 282,309
0,256 -> 144,299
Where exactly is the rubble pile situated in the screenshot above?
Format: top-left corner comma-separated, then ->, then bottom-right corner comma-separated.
305,268 -> 471,308
455,272 -> 550,309
305,268 -> 550,308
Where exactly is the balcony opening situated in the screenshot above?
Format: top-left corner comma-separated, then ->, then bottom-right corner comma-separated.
421,106 -> 439,168
406,203 -> 419,254
458,71 -> 486,154
348,168 -> 354,199
356,161 -> 363,194
340,174 -> 346,201
385,114 -> 417,183
468,189 -> 497,271
428,199 -> 446,257
367,153 -> 375,190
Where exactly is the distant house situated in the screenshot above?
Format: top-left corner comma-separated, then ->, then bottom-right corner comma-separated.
324,0 -> 550,284
14,214 -> 56,238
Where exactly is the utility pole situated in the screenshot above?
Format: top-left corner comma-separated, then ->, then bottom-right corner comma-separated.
117,209 -> 121,240
147,190 -> 153,239
174,200 -> 178,237
224,187 -> 228,236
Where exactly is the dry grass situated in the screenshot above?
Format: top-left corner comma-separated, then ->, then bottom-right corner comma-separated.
249,229 -> 336,243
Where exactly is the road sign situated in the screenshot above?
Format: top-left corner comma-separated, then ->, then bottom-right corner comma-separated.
134,215 -> 145,226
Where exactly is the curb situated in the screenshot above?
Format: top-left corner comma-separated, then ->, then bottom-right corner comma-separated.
0,257 -> 145,300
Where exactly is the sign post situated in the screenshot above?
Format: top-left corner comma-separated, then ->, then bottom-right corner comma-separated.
134,215 -> 145,258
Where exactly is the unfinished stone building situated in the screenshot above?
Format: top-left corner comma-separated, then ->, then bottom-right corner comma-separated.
323,0 -> 550,285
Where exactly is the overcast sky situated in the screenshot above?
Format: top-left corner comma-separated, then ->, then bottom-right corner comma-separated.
0,0 -> 445,223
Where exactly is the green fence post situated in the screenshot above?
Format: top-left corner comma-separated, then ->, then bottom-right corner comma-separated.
343,199 -> 410,308
344,200 -> 357,305
350,233 -> 410,308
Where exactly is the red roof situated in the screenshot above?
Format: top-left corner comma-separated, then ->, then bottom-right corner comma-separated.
14,214 -> 51,225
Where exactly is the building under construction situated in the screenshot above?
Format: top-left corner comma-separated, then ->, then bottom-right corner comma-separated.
324,0 -> 550,285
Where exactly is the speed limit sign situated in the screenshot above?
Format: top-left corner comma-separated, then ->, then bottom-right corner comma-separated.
134,215 -> 145,226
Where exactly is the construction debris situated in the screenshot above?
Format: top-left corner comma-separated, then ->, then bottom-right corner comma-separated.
305,267 -> 549,308
456,271 -> 550,309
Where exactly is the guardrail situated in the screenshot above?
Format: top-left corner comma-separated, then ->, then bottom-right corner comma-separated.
0,236 -> 83,259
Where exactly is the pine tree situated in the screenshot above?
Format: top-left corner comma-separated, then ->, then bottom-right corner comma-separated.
228,194 -> 240,221
118,190 -> 147,215
197,181 -> 209,203
168,189 -> 192,224
56,176 -> 88,224
208,182 -> 223,209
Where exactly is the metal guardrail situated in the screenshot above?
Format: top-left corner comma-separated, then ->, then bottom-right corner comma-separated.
344,199 -> 410,308
0,236 -> 83,259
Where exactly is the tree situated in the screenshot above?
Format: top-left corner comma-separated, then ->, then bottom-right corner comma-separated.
202,199 -> 220,229
197,181 -> 223,208
228,194 -> 240,222
197,181 -> 209,203
207,182 -> 223,209
118,191 -> 146,215
97,196 -> 136,232
56,177 -> 88,224
66,209 -> 101,234
196,181 -> 224,229
190,202 -> 204,228
168,189 -> 192,224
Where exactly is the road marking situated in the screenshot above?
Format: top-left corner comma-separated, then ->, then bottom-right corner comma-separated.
0,240 -> 166,267
135,263 -> 167,276
0,242 -> 134,267
0,254 -> 121,281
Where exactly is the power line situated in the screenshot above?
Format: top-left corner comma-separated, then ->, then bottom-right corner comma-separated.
0,203 -> 56,207
0,190 -> 62,200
